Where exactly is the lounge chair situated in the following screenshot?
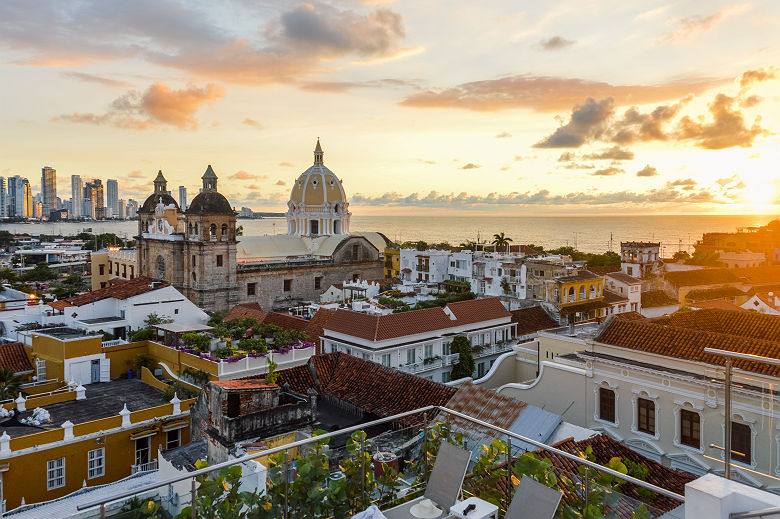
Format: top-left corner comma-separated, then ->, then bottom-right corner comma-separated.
383,441 -> 472,519
504,476 -> 563,519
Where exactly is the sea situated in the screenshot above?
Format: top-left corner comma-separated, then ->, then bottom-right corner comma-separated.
0,214 -> 774,255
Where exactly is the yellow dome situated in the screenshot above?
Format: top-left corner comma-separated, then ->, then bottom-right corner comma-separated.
288,140 -> 347,208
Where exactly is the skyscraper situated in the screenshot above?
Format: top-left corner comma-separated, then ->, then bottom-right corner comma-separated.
41,166 -> 57,216
84,179 -> 104,219
71,175 -> 83,219
178,186 -> 187,210
7,176 -> 32,217
106,179 -> 119,217
0,177 -> 6,218
117,199 -> 125,219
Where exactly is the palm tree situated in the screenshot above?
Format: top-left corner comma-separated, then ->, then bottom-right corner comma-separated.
492,232 -> 513,253
0,367 -> 22,400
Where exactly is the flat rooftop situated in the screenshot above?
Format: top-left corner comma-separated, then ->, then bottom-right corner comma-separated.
78,316 -> 126,325
541,322 -> 601,340
31,327 -> 89,340
1,379 -> 164,438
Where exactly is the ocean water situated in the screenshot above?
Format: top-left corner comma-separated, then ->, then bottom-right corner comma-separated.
0,214 -> 774,255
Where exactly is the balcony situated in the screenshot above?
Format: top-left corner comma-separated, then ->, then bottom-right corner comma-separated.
76,406 -> 689,519
472,341 -> 514,358
416,264 -> 430,273
131,459 -> 159,474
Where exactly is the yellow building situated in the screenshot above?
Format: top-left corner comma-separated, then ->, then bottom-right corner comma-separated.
90,247 -> 138,290
553,270 -> 607,322
384,247 -> 400,278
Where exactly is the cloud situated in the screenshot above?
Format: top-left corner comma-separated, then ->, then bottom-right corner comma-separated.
500,165 -> 510,171
636,165 -> 659,177
248,184 -> 261,190
740,95 -> 762,108
676,93 -> 766,149
539,36 -> 575,50
275,180 -> 287,186
230,170 -> 266,181
243,117 -> 263,129
52,82 -> 224,130
129,170 -> 145,179
0,2 -> 409,85
560,162 -> 595,170
279,162 -> 294,167
299,78 -> 417,93
739,67 -> 776,88
667,178 -> 697,187
534,97 -> 614,148
418,159 -> 437,165
460,163 -> 481,170
590,167 -> 623,176
60,71 -> 132,88
610,98 -> 690,144
663,5 -> 747,43
495,131 -> 512,138
400,74 -> 718,112
715,174 -> 740,187
582,146 -> 635,161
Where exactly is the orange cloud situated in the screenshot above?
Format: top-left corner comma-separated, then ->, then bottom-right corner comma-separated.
230,170 -> 266,181
53,82 -> 224,130
243,118 -> 263,129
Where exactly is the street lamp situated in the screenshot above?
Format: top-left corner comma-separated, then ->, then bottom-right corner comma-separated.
703,347 -> 780,480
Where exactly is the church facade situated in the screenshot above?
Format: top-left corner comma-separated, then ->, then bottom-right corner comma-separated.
136,141 -> 387,311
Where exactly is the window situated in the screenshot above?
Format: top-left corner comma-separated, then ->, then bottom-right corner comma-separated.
442,371 -> 451,383
599,387 -> 616,423
314,276 -> 322,290
221,223 -> 228,238
247,282 -> 256,296
406,349 -> 415,365
88,448 -> 105,479
99,264 -> 105,275
637,398 -> 655,435
380,354 -> 391,367
192,255 -> 196,265
108,262 -> 113,274
310,220 -> 318,234
174,308 -> 179,314
130,266 -> 134,279
680,409 -> 700,448
216,254 -> 223,267
443,342 -> 451,356
166,429 -> 181,450
477,362 -> 486,378
732,422 -> 751,464
283,279 -> 292,292
226,393 -> 240,418
122,265 -> 127,278
47,457 -> 65,490
424,344 -> 433,359
135,436 -> 150,466
210,224 -> 217,238
352,244 -> 360,260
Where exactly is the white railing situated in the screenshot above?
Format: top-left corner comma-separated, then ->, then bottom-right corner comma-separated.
102,339 -> 128,347
216,346 -> 315,377
131,460 -> 158,474
443,353 -> 460,366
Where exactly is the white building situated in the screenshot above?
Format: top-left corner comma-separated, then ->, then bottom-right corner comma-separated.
604,271 -> 642,313
322,297 -> 517,382
400,248 -> 450,283
621,241 -> 660,277
717,250 -> 765,269
319,278 -> 385,303
48,276 -> 209,339
106,179 -> 119,217
178,186 -> 187,210
70,174 -> 82,218
447,250 -> 473,282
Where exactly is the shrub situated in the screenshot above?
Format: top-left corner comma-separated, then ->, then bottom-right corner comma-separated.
214,346 -> 233,359
129,328 -> 156,341
181,332 -> 210,351
133,353 -> 154,374
450,336 -> 475,380
239,337 -> 267,353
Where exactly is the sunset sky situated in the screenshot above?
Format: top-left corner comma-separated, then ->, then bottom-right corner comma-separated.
1,1 -> 779,215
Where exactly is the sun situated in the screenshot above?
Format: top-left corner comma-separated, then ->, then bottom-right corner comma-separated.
743,180 -> 774,205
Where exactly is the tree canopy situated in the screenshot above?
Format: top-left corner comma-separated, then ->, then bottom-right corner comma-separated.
450,336 -> 475,380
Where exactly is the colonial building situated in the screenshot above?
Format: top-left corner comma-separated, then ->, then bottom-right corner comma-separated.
136,141 -> 388,311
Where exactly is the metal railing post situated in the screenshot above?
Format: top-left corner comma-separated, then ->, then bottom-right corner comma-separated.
191,477 -> 197,519
100,503 -> 106,519
506,436 -> 513,511
360,433 -> 367,507
725,359 -> 732,480
284,449 -> 290,519
422,412 -> 430,482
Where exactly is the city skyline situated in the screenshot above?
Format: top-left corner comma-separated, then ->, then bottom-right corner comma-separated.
1,1 -> 779,215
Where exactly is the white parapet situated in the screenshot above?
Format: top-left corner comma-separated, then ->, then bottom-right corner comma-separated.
685,473 -> 780,519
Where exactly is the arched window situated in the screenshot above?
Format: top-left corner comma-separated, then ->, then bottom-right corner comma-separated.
194,223 -> 199,236
334,203 -> 339,213
210,224 -> 217,238
221,223 -> 228,239
156,256 -> 166,279
579,286 -> 586,300
589,284 -> 596,299
188,223 -> 192,235
568,286 -> 575,302
192,272 -> 196,281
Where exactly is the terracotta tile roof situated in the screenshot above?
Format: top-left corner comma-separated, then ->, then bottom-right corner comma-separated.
0,342 -> 33,374
510,306 -> 558,336
691,298 -> 747,312
663,268 -> 739,287
603,291 -> 629,304
613,311 -> 646,321
587,265 -> 622,276
443,381 -> 526,436
49,277 -> 168,310
606,272 -> 641,284
263,312 -> 309,332
597,311 -> 780,377
276,352 -> 456,425
685,286 -> 745,301
732,265 -> 780,285
324,297 -> 510,341
224,303 -> 267,322
557,270 -> 602,283
304,308 -> 337,342
641,290 -> 678,308
213,379 -> 273,389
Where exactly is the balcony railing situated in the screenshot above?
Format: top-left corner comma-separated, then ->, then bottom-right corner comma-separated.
131,459 -> 159,474
416,264 -> 430,272
76,405 -> 685,519
101,338 -> 128,348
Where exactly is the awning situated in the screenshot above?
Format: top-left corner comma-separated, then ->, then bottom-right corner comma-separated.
129,428 -> 158,440
162,420 -> 189,432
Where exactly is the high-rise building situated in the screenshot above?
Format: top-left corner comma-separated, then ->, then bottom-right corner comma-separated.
71,175 -> 83,219
84,179 -> 104,219
117,199 -> 125,219
41,166 -> 57,216
106,179 -> 119,217
33,200 -> 43,219
7,176 -> 32,217
82,199 -> 94,219
126,199 -> 138,219
178,186 -> 187,210
0,177 -> 6,218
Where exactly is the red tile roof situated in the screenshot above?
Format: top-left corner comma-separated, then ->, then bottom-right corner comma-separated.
49,277 -> 168,310
613,311 -> 646,321
0,342 -> 33,374
276,352 -> 456,425
663,268 -> 740,287
224,303 -> 267,322
685,286 -> 745,301
587,265 -> 622,276
732,265 -> 780,285
691,298 -> 747,312
324,297 -> 510,341
597,310 -> 780,377
510,306 -> 558,336
443,381 -> 526,436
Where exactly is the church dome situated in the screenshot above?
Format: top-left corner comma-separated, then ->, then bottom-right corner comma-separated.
186,165 -> 234,215
139,170 -> 180,214
289,139 -> 347,207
